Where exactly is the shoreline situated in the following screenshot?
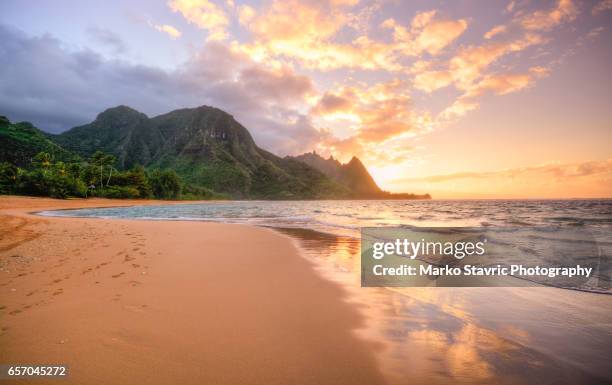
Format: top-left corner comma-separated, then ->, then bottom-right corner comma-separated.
0,196 -> 387,385
35,203 -> 612,297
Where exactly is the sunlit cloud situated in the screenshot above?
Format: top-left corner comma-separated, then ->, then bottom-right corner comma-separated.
168,0 -> 229,40
399,159 -> 612,183
592,0 -> 612,15
383,10 -> 467,56
413,33 -> 546,93
151,23 -> 182,39
516,0 -> 578,31
484,25 -> 507,39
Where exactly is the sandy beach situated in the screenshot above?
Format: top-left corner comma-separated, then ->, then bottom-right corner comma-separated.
0,196 -> 386,385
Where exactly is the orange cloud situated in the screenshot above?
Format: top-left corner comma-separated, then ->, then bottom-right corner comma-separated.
466,67 -> 549,97
400,159 -> 612,183
311,80 -> 422,164
517,0 -> 578,31
153,23 -> 182,39
169,0 -> 229,40
383,10 -> 467,56
484,25 -> 507,39
235,0 -> 403,71
592,0 -> 612,14
413,33 -> 546,93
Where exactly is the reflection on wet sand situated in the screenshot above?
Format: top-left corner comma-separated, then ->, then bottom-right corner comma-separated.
274,227 -> 612,385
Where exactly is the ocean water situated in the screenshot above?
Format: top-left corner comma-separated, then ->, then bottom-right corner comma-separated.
39,199 -> 612,236
40,199 -> 612,292
40,199 -> 612,384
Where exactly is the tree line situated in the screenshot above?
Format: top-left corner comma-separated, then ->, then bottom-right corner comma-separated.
0,151 -> 215,200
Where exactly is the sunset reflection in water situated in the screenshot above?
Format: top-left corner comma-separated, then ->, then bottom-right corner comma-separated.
275,227 -> 612,385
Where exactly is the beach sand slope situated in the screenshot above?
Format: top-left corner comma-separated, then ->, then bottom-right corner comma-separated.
0,196 -> 386,385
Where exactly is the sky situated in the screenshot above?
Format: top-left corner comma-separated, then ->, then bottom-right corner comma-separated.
0,0 -> 611,198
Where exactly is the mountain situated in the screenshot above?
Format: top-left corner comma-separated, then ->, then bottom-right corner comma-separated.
291,151 -> 431,200
2,105 -> 429,199
0,115 -> 77,167
291,151 -> 383,196
51,105 -> 350,199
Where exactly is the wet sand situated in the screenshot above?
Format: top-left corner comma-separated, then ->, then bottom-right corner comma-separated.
0,196 -> 386,385
276,227 -> 612,385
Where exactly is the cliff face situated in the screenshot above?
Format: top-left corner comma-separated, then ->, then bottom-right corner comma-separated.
50,106 -> 349,199
4,104 -> 429,199
291,152 -> 383,197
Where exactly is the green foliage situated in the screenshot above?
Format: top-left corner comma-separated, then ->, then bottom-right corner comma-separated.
17,168 -> 87,199
148,169 -> 182,199
0,162 -> 18,194
99,185 -> 141,199
181,183 -> 227,200
0,119 -> 78,167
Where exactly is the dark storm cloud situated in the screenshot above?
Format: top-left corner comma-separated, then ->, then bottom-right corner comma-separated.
0,24 -> 323,154
87,27 -> 128,55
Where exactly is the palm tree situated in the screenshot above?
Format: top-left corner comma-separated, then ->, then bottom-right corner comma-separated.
103,154 -> 117,187
89,152 -> 116,189
54,161 -> 67,176
32,152 -> 53,175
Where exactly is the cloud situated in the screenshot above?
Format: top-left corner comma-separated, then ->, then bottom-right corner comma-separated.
152,23 -> 182,39
465,66 -> 549,97
438,65 -> 549,121
311,80 -> 422,163
237,4 -> 256,24
592,0 -> 612,15
517,0 -> 578,31
384,10 -> 468,56
234,0 -> 395,71
168,0 -> 229,40
0,24 -> 323,155
311,92 -> 353,115
484,25 -> 507,39
413,33 -> 545,93
400,159 -> 612,183
87,27 -> 127,54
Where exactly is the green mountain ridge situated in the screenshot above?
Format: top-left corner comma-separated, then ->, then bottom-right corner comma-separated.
51,105 -> 350,199
2,105 -> 430,200
0,115 -> 78,167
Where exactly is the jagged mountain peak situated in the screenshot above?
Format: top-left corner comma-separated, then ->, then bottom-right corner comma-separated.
291,151 -> 383,196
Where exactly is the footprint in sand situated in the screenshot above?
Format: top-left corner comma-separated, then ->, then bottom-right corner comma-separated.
123,304 -> 146,313
111,272 -> 125,278
52,289 -> 63,296
9,309 -> 22,315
